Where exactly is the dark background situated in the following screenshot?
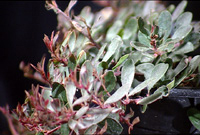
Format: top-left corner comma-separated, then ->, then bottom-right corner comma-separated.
0,1 -> 199,133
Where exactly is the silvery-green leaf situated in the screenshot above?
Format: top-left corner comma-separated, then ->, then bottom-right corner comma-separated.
187,108 -> 200,131
105,84 -> 130,104
68,119 -> 79,135
84,125 -> 98,135
172,1 -> 187,21
73,94 -> 91,107
123,17 -> 138,40
158,10 -> 172,40
66,82 -> 76,109
138,31 -> 151,47
103,36 -> 123,62
67,0 -> 77,15
172,25 -> 192,40
121,59 -> 135,87
188,55 -> 200,75
136,63 -> 154,80
174,12 -> 192,30
112,54 -> 129,70
68,31 -> 76,53
137,86 -> 167,105
129,63 -> 168,96
106,20 -> 123,41
79,6 -> 94,26
174,42 -> 194,54
130,41 -> 151,52
74,106 -> 89,120
94,43 -> 107,63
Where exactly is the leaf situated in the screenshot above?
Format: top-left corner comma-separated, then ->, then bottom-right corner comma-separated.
84,125 -> 98,135
66,0 -> 77,15
130,41 -> 151,52
121,59 -> 135,87
68,31 -> 76,53
66,82 -> 76,109
158,10 -> 172,40
36,132 -> 44,135
106,20 -> 123,41
129,63 -> 169,96
138,31 -> 151,47
172,0 -> 187,21
79,6 -> 94,26
74,106 -> 89,119
143,1 -> 156,17
137,86 -> 167,105
68,119 -> 79,135
94,43 -> 107,63
104,84 -> 130,104
73,94 -> 91,107
103,35 -> 123,62
138,17 -> 150,36
122,17 -> 138,40
136,63 -> 154,80
104,71 -> 116,93
112,54 -> 129,70
174,12 -> 192,30
99,118 -> 123,135
188,55 -> 200,75
187,108 -> 200,131
172,25 -> 192,40
97,61 -> 108,76
61,123 -> 70,135
78,108 -> 112,129
68,54 -> 77,70
52,82 -> 67,102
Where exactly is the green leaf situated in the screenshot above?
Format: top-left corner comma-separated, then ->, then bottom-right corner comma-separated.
79,6 -> 94,26
68,54 -> 77,70
61,123 -> 70,135
172,1 -> 187,21
52,82 -> 67,102
187,108 -> 200,131
138,17 -> 150,36
174,12 -> 192,30
68,119 -> 79,135
172,25 -> 192,40
95,43 -> 107,62
77,50 -> 86,66
188,55 -> 200,75
138,31 -> 151,47
129,63 -> 169,96
84,125 -> 98,135
99,118 -> 123,135
123,17 -> 138,40
158,10 -> 172,40
137,86 -> 167,105
121,59 -> 135,87
130,42 -> 151,52
105,84 -> 130,104
136,63 -> 154,80
103,35 -> 123,62
104,71 -> 116,93
68,31 -> 76,53
36,132 -> 44,135
106,20 -> 123,41
66,82 -> 76,109
73,94 -> 91,107
112,54 -> 129,70
97,61 -> 108,76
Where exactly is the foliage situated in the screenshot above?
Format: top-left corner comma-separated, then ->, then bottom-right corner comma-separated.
1,0 -> 200,134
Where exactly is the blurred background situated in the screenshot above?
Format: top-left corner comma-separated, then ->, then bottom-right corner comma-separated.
0,1 -> 199,134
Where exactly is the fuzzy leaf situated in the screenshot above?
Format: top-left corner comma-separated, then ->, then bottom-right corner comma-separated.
112,54 -> 129,70
121,59 -> 135,87
66,82 -> 76,109
136,63 -> 154,80
94,43 -> 107,63
52,82 -> 67,102
129,63 -> 169,96
172,25 -> 192,40
73,95 -> 91,107
174,12 -> 192,30
131,42 -> 151,52
172,1 -> 187,21
103,35 -> 123,62
74,106 -> 89,119
106,20 -> 123,41
105,84 -> 130,104
123,17 -> 138,40
138,31 -> 151,47
105,71 -> 116,93
158,10 -> 172,40
188,108 -> 200,131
